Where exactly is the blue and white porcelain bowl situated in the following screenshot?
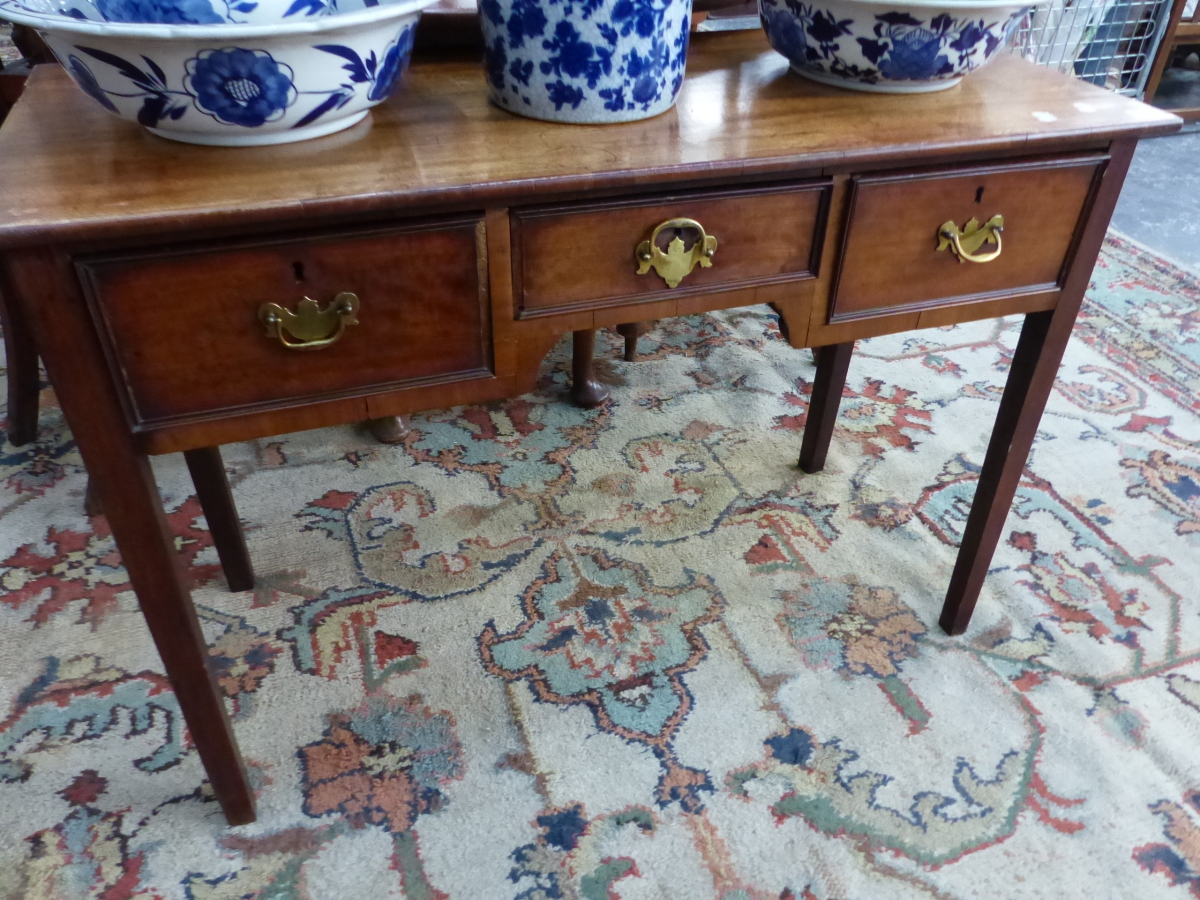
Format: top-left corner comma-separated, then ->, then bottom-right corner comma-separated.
480,0 -> 692,123
759,0 -> 1031,92
0,0 -> 437,144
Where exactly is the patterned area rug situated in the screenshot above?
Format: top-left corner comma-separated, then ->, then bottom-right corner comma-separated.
1,233 -> 1199,899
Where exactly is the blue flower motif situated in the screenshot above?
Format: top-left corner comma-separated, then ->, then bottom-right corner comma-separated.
762,4 -> 810,64
185,48 -> 295,128
367,26 -> 414,101
877,27 -> 950,80
484,35 -> 508,91
509,57 -> 534,86
623,39 -> 668,108
984,24 -> 1005,57
949,19 -> 987,58
546,79 -> 584,109
95,0 -> 223,24
505,0 -> 548,49
611,0 -> 664,38
600,85 -> 626,110
539,20 -> 612,89
66,55 -> 118,112
806,8 -> 852,47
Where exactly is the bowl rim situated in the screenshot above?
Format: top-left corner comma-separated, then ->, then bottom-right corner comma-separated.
761,0 -> 1037,9
0,0 -> 435,38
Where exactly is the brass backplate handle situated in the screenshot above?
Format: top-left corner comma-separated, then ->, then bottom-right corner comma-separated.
937,215 -> 1004,264
259,292 -> 360,351
635,217 -> 718,288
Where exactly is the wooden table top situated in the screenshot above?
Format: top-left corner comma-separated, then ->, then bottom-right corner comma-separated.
0,29 -> 1180,247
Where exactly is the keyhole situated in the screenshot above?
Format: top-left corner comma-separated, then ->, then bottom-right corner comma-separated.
292,261 -> 305,282
975,186 -> 985,204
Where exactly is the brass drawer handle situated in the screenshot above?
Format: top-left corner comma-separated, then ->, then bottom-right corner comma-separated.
938,215 -> 1004,264
635,217 -> 718,288
259,292 -> 360,351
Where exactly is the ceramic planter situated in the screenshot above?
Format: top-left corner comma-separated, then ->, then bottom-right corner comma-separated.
759,0 -> 1031,92
0,0 -> 437,144
480,0 -> 693,123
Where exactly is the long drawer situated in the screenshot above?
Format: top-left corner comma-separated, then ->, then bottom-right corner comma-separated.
77,216 -> 492,427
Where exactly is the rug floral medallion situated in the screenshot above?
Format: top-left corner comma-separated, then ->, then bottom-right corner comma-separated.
1,234 -> 1199,899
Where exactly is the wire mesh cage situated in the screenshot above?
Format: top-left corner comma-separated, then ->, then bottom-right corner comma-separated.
1012,0 -> 1176,96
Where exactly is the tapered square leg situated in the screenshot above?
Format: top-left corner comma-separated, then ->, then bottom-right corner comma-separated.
939,311 -> 1056,635
9,248 -> 256,825
0,286 -> 40,447
798,341 -> 854,474
184,446 -> 254,593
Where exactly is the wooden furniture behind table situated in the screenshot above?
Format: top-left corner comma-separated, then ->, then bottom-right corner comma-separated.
0,30 -> 1179,825
1144,0 -> 1200,119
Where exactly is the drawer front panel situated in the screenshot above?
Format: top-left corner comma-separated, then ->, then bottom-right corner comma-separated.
80,217 -> 490,425
513,182 -> 829,316
830,156 -> 1104,322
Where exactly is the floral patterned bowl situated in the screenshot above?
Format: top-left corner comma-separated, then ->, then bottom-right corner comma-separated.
759,0 -> 1032,92
480,0 -> 693,123
0,0 -> 437,144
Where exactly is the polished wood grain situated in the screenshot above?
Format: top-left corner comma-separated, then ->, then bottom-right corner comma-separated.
511,182 -> 828,316
0,33 -> 1178,249
78,217 -> 491,426
830,155 -> 1105,321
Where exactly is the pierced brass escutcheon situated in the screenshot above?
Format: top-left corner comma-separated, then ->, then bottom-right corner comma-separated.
635,218 -> 718,288
259,292 -> 360,351
937,214 -> 1004,264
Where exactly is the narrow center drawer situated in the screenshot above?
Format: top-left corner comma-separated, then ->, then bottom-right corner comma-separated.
830,155 -> 1105,322
512,182 -> 830,317
78,216 -> 491,426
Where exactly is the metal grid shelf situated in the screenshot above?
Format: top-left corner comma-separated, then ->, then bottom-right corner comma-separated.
1013,0 -> 1177,96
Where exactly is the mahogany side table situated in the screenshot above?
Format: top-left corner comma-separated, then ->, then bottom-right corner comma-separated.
0,31 -> 1179,824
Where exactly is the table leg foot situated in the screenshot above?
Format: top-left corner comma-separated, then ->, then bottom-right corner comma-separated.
185,446 -> 254,593
368,415 -> 410,444
571,329 -> 610,408
798,342 -> 854,474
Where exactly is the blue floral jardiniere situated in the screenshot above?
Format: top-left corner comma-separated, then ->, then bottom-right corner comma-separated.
759,0 -> 1030,92
481,0 -> 692,122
